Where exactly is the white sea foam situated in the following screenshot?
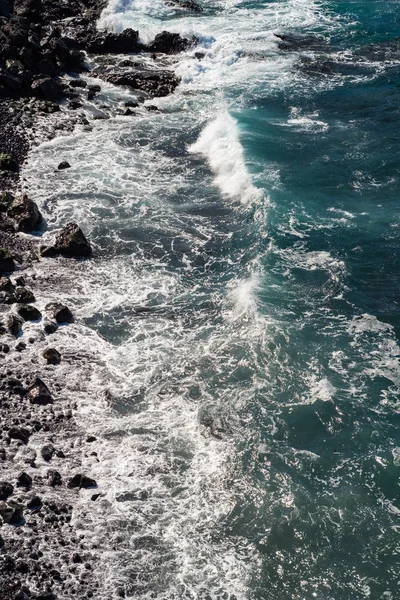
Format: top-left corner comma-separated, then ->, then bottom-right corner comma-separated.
189,110 -> 263,203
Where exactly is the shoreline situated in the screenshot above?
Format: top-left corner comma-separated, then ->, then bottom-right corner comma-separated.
0,1 -> 200,598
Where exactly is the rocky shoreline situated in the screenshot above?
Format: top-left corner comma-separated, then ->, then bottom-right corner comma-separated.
0,1 -> 201,598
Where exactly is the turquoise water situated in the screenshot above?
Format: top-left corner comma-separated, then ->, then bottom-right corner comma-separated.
23,1 -> 400,598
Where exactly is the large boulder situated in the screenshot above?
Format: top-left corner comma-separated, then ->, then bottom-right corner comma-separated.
0,482 -> 13,501
68,474 -> 97,489
7,194 -> 42,233
8,426 -> 30,444
0,248 -> 15,274
45,302 -> 73,324
85,28 -> 140,54
17,304 -> 42,321
27,377 -> 53,405
43,347 -> 61,364
31,77 -> 64,100
41,222 -> 92,258
0,501 -> 24,525
14,286 -> 35,303
106,68 -> 180,98
7,314 -> 23,336
147,31 -> 195,54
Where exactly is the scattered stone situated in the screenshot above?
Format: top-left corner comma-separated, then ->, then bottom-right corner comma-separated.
43,347 -> 61,364
8,426 -> 30,444
68,474 -> 97,489
0,500 -> 24,525
43,321 -> 58,335
0,481 -> 13,501
72,552 -> 82,563
7,314 -> 23,335
17,304 -> 42,321
86,436 -> 97,443
14,286 -> 35,303
27,495 -> 42,510
47,470 -> 62,487
17,472 -> 32,489
15,340 -> 27,351
41,444 -> 55,462
123,107 -> 136,116
58,161 -> 71,170
0,276 -> 13,291
0,247 -> 15,274
27,378 -> 53,405
45,302 -> 73,324
41,222 -> 92,258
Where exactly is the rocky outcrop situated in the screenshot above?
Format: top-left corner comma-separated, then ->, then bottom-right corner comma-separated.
105,67 -> 180,98
68,474 -> 97,489
42,347 -> 61,364
147,31 -> 196,54
41,222 -> 92,258
0,247 -> 15,273
45,302 -> 73,323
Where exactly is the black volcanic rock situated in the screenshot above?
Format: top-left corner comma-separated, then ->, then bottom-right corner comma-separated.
148,31 -> 195,54
17,303 -> 42,321
58,161 -> 71,169
41,222 -> 92,258
106,68 -> 180,98
0,481 -> 13,501
7,194 -> 42,232
8,426 -> 30,444
0,247 -> 15,274
85,28 -> 139,54
45,302 -> 73,324
43,347 -> 61,364
68,474 -> 97,489
27,377 -> 53,405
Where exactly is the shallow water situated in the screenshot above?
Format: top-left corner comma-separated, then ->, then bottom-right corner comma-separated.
22,0 -> 400,598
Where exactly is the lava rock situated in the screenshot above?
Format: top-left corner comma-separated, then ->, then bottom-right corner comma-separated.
0,152 -> 19,172
0,191 -> 14,212
68,474 -> 97,489
17,472 -> 32,489
14,286 -> 35,303
0,247 -> 15,274
7,194 -> 42,233
58,161 -> 71,170
85,28 -> 139,54
42,347 -> 61,364
17,304 -> 42,321
27,377 -> 53,405
31,77 -> 64,100
148,31 -> 195,54
43,321 -> 58,334
8,426 -> 30,444
41,222 -> 92,258
41,444 -> 55,462
47,470 -> 62,487
0,500 -> 24,525
27,495 -> 42,510
72,552 -> 82,563
7,314 -> 23,335
0,481 -> 13,501
45,302 -> 73,324
0,276 -> 13,291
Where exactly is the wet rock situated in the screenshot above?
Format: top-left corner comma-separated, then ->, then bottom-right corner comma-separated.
0,290 -> 15,303
0,275 -> 13,291
58,161 -> 71,170
0,247 -> 15,273
36,593 -> 56,600
0,500 -> 24,525
14,286 -> 35,303
123,107 -> 136,116
27,377 -> 53,405
47,470 -> 62,487
0,152 -> 19,172
27,495 -> 42,510
17,303 -> 42,321
8,426 -> 30,444
31,77 -> 64,100
167,0 -> 203,10
106,69 -> 180,98
69,79 -> 87,88
17,472 -> 32,489
7,194 -> 42,233
41,222 -> 92,258
148,31 -> 195,54
85,28 -> 139,54
7,314 -> 23,335
45,302 -> 73,324
0,481 -> 13,501
43,321 -> 58,335
72,552 -> 82,563
41,444 -> 55,462
15,340 -> 26,351
68,474 -> 97,489
43,347 -> 61,364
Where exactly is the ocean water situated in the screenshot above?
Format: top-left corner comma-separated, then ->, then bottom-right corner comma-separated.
21,1 -> 400,598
